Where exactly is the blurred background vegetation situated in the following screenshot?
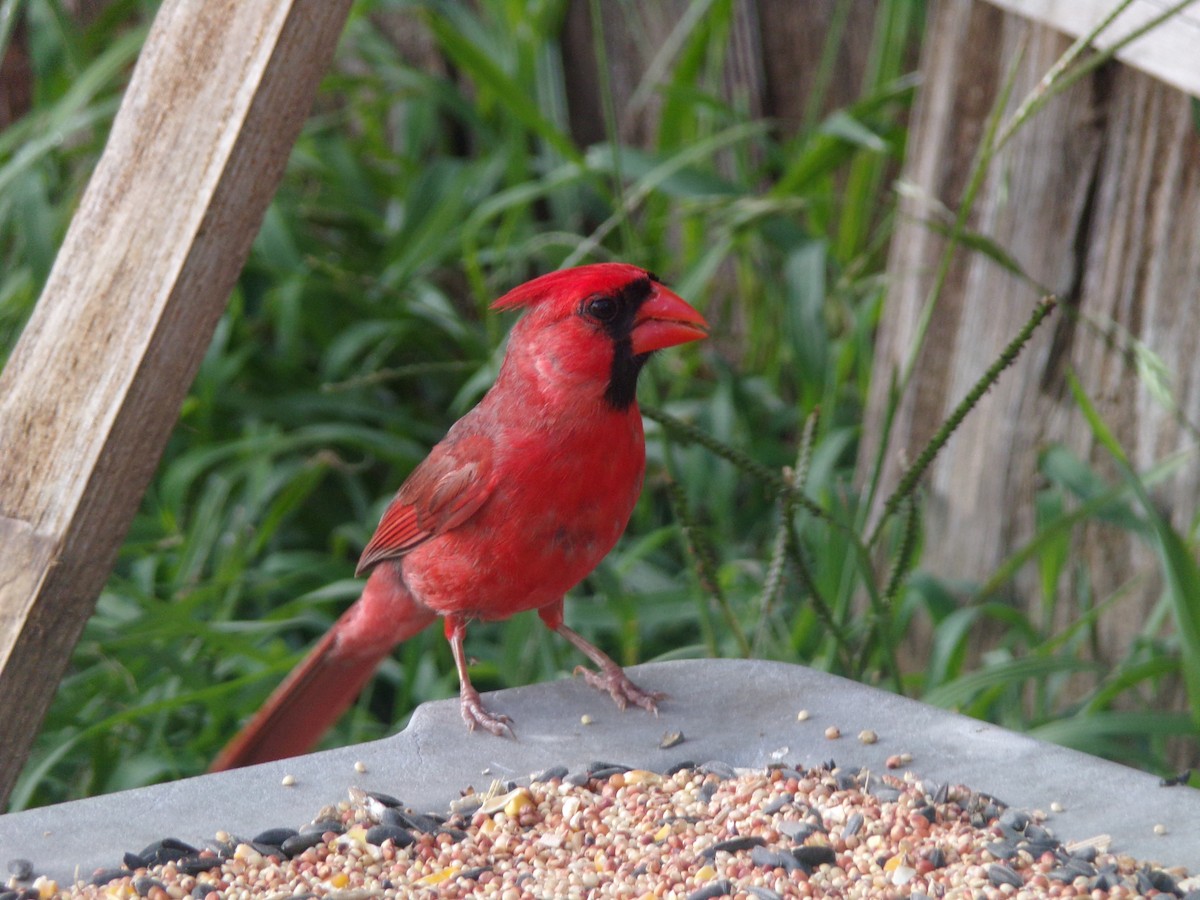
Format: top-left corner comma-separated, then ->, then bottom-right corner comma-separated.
2,0 -> 1197,811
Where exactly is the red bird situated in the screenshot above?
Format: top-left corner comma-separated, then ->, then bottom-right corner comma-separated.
211,263 -> 708,770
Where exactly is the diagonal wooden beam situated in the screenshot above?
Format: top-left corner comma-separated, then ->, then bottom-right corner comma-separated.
0,0 -> 352,805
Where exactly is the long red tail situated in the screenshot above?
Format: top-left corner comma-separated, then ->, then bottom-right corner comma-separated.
210,565 -> 437,771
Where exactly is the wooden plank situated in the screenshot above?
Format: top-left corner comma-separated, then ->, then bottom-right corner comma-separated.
860,1 -> 1200,690
983,0 -> 1200,99
0,0 -> 351,804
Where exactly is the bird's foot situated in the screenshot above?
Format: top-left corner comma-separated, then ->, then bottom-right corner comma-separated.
574,664 -> 665,714
460,689 -> 514,737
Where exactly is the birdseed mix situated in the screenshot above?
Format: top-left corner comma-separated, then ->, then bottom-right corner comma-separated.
9,760 -> 1196,899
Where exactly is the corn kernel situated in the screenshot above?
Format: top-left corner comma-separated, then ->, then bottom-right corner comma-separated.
418,866 -> 461,885
504,787 -> 535,817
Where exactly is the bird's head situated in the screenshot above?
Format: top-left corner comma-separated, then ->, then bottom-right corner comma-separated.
492,263 -> 708,410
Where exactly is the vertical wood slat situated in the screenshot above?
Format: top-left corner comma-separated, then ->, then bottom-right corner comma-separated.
561,0 -> 890,147
860,0 -> 1200,677
0,0 -> 352,804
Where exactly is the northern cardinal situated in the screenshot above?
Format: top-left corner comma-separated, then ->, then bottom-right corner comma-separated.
210,263 -> 708,770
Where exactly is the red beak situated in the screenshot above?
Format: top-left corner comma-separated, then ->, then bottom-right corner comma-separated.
630,284 -> 709,355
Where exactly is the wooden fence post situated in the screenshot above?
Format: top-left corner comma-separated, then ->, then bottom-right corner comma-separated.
0,0 -> 352,805
859,1 -> 1200,676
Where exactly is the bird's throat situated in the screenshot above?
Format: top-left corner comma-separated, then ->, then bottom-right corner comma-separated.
605,338 -> 647,410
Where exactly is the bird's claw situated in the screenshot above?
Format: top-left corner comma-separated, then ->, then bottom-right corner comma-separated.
574,665 -> 665,714
460,692 -> 514,737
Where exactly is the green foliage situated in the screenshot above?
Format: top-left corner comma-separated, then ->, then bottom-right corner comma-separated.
3,0 -> 1197,809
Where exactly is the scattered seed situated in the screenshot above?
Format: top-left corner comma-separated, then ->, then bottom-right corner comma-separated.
587,762 -> 630,779
749,844 -> 801,873
998,807 -> 1030,832
1050,800 -> 1064,812
448,793 -> 483,815
88,869 -> 126,887
354,760 -> 367,773
624,769 -> 662,786
1047,857 -> 1095,881
390,809 -> 442,834
868,784 -> 901,802
43,761 -> 1197,899
796,709 -> 810,721
1095,870 -> 1121,891
842,811 -> 864,837
532,765 -> 568,783
7,858 -> 33,881
988,863 -> 1023,888
791,844 -> 837,870
778,820 -> 820,842
1154,823 -> 1168,835
659,729 -> 684,748
857,729 -> 878,744
687,880 -> 733,900
580,713 -> 593,725
280,774 -> 296,787
479,787 -> 533,816
252,826 -> 297,846
762,792 -> 793,815
824,725 -> 840,739
280,831 -> 327,857
986,839 -> 1017,860
664,760 -> 696,776
1146,868 -> 1180,893
700,835 -> 766,859
700,760 -> 736,780
834,769 -> 859,790
131,875 -> 164,897
366,790 -> 403,808
364,824 -> 415,848
926,781 -> 949,805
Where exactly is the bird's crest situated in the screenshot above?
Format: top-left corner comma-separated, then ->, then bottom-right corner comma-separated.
492,263 -> 655,312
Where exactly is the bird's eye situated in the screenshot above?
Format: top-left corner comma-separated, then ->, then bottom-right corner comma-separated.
583,295 -> 619,323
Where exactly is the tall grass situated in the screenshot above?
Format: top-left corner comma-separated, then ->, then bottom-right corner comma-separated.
1,0 -> 1196,810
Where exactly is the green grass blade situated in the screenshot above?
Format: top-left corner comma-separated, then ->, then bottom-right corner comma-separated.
1067,371 -> 1200,725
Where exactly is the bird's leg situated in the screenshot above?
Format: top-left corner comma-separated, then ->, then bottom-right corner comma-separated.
539,606 -> 665,713
444,616 -> 513,737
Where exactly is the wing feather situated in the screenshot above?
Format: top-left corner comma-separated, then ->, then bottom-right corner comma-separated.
356,432 -> 495,576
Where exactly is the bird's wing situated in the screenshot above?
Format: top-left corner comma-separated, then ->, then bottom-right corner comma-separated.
356,431 -> 496,575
